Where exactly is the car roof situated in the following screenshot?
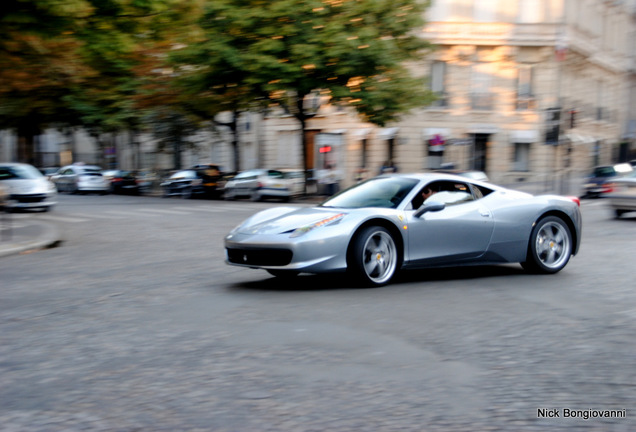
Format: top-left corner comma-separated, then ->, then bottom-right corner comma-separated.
0,162 -> 32,168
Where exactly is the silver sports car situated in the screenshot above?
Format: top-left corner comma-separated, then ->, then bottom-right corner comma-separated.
225,173 -> 582,287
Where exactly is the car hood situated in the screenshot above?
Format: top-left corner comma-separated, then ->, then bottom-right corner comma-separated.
2,178 -> 54,194
234,206 -> 347,235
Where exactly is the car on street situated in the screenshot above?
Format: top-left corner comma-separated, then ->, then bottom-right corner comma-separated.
225,173 -> 582,287
53,163 -> 110,194
605,170 -> 636,218
39,167 -> 60,180
279,168 -> 306,197
0,162 -> 57,211
160,164 -> 224,199
132,169 -> 158,194
582,163 -> 633,198
102,169 -> 140,195
223,169 -> 296,201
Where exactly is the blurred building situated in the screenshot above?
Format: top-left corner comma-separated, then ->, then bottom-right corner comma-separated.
259,0 -> 636,189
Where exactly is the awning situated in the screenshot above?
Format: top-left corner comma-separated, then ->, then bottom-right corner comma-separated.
564,133 -> 595,144
423,128 -> 451,139
353,128 -> 371,139
510,130 -> 539,143
378,127 -> 399,139
468,124 -> 499,134
323,129 -> 347,134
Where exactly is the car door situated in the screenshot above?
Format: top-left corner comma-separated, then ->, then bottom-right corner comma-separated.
406,184 -> 494,266
57,168 -> 74,191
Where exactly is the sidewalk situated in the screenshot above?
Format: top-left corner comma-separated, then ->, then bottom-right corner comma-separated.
0,215 -> 62,258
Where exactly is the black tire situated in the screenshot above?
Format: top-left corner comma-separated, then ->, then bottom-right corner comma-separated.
521,216 -> 572,274
348,226 -> 400,287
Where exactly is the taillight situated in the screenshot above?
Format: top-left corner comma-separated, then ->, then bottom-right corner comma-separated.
567,196 -> 581,207
602,183 -> 615,193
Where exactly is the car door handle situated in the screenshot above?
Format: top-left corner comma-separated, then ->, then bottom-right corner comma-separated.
479,210 -> 490,217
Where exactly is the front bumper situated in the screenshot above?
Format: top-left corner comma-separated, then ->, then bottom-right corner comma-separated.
224,230 -> 350,273
6,193 -> 56,209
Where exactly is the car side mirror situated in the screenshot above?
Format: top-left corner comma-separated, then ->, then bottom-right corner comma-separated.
415,201 -> 445,217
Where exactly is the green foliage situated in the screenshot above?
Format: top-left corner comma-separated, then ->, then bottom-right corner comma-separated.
0,0 -> 200,136
180,0 -> 434,126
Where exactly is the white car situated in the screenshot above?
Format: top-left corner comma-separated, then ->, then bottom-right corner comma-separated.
605,171 -> 636,218
224,169 -> 296,201
0,162 -> 57,211
53,163 -> 110,194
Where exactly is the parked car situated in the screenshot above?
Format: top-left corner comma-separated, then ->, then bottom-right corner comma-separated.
132,169 -> 158,194
223,169 -> 295,201
160,164 -> 223,199
605,171 -> 636,218
279,169 -> 306,197
0,162 -> 57,211
39,167 -> 60,180
225,173 -> 582,287
52,163 -> 110,194
582,163 -> 633,198
102,169 -> 140,195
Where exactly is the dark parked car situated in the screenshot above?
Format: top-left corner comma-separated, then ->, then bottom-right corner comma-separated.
102,170 -> 140,195
160,164 -> 224,199
582,163 -> 633,198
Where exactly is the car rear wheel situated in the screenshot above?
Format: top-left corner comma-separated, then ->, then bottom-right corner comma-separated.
348,226 -> 399,287
522,216 -> 572,274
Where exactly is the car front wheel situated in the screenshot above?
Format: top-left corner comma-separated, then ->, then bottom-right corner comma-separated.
522,216 -> 572,274
348,226 -> 399,287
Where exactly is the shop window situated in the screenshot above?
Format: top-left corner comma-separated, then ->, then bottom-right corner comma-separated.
513,142 -> 531,171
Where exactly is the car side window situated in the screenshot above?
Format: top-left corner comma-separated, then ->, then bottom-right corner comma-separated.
411,180 -> 476,210
0,168 -> 16,180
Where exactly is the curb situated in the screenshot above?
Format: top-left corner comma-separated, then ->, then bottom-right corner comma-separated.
0,220 -> 62,258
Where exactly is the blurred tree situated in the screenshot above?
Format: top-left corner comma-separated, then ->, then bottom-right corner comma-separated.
0,0 -> 200,165
0,0 -> 94,163
172,0 -> 434,187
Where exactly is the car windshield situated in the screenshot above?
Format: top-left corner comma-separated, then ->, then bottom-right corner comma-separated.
593,167 -> 616,177
0,165 -> 43,180
321,176 -> 419,209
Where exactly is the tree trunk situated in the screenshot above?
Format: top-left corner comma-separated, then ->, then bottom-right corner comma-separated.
231,110 -> 240,173
16,123 -> 39,165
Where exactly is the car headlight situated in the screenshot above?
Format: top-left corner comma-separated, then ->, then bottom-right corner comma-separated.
290,213 -> 346,238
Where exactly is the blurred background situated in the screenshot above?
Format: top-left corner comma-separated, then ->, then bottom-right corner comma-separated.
2,0 -> 636,194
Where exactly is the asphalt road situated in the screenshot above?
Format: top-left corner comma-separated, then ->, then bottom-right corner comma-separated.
0,193 -> 634,431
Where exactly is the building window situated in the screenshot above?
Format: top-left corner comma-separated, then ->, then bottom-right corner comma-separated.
474,0 -> 498,22
516,65 -> 536,110
450,0 -> 474,22
513,142 -> 531,171
471,63 -> 494,111
430,61 -> 448,108
518,0 -> 545,23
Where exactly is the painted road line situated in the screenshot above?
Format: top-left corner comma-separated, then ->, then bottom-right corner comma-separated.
36,214 -> 90,223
